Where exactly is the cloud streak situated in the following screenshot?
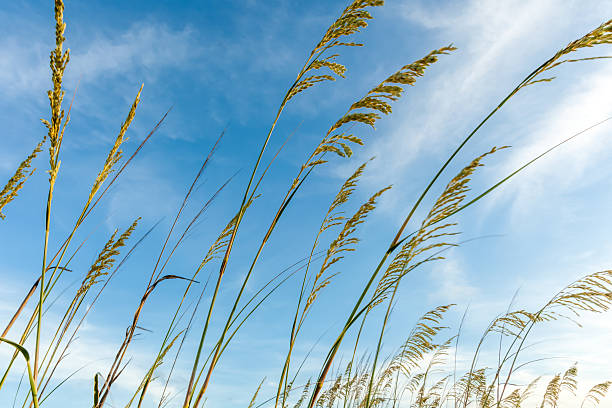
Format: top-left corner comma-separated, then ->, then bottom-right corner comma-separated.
0,21 -> 203,97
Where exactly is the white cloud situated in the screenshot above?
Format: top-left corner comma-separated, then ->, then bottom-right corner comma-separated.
0,22 -> 202,97
365,0 -> 561,172
70,23 -> 201,84
0,36 -> 49,96
428,256 -> 478,303
356,0 -> 612,219
483,66 -> 612,221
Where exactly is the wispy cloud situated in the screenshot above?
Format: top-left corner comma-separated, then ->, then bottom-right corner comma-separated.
484,66 -> 612,222
0,21 -> 203,98
74,24 -> 200,81
354,0 -> 612,219
428,256 -> 478,304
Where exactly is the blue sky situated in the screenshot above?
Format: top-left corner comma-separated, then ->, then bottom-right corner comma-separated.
1,1 -> 611,407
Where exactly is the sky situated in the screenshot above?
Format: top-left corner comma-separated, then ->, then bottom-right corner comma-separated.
1,0 -> 612,407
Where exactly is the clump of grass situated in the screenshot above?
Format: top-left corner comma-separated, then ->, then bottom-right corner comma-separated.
1,1 -> 611,408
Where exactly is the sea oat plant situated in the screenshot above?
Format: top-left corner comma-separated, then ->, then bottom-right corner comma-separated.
1,1 -> 611,408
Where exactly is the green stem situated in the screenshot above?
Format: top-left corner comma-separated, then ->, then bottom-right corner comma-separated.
1,338 -> 40,408
35,183 -> 55,382
364,282 -> 399,408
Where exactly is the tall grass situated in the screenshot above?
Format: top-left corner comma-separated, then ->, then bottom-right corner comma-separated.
1,0 -> 611,407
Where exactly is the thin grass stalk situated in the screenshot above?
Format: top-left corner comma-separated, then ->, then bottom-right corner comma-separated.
130,331 -> 184,408
1,278 -> 40,338
157,288 -> 209,408
494,291 -> 519,406
451,306 -> 470,408
37,362 -> 94,406
96,275 -> 196,408
112,170 -> 236,408
275,217 -> 326,408
275,224 -> 333,406
153,188 -> 264,406
364,282 -> 400,408
443,116 -> 611,227
307,252 -> 388,408
11,368 -> 26,408
342,311 -> 368,408
37,257 -> 115,392
460,320 -> 495,408
143,200 -> 252,406
148,132 -> 223,288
